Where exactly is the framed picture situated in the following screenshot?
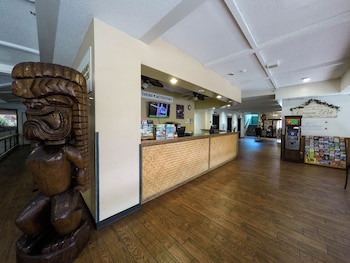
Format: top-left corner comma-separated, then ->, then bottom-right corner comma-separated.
176,104 -> 184,119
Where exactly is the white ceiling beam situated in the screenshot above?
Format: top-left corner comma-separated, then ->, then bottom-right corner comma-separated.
35,0 -> 60,63
207,5 -> 350,65
0,83 -> 12,89
0,64 -> 13,74
259,11 -> 350,50
0,40 -> 39,55
140,0 -> 207,44
224,0 -> 277,90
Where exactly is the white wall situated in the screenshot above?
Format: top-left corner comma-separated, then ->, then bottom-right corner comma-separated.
194,109 -> 208,135
282,94 -> 350,137
276,79 -> 341,99
194,108 -> 238,134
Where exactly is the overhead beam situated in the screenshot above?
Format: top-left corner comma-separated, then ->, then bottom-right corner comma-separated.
35,0 -> 60,63
0,41 -> 39,56
140,0 -> 207,44
0,64 -> 13,74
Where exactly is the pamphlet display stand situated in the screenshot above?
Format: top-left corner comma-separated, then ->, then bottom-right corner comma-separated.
304,136 -> 346,169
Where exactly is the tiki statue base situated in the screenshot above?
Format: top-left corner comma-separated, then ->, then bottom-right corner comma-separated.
16,221 -> 90,263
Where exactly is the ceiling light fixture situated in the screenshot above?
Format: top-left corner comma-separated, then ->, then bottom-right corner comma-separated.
216,95 -> 222,99
170,77 -> 178,84
198,89 -> 205,93
266,61 -> 280,69
302,77 -> 311,82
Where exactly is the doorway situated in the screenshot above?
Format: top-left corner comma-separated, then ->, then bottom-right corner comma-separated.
227,116 -> 232,132
212,114 -> 219,129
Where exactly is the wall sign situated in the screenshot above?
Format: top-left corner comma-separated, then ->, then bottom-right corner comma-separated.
290,99 -> 339,118
77,46 -> 92,93
141,91 -> 173,103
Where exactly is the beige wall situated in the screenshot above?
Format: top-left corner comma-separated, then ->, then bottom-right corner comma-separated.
74,18 -> 242,223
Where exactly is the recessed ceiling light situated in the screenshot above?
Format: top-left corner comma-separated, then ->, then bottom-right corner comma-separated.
170,77 -> 178,84
216,95 -> 222,99
302,77 -> 311,82
198,89 -> 205,93
240,69 -> 247,73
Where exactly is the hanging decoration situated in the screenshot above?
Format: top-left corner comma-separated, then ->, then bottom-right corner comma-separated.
290,99 -> 340,118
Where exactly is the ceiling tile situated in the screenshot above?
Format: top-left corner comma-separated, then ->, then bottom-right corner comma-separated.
261,22 -> 350,80
54,0 -> 182,65
275,63 -> 350,88
0,0 -> 38,49
162,0 -> 250,64
234,0 -> 350,44
208,54 -> 267,85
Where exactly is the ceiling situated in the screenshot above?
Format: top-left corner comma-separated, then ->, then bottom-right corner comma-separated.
1,0 -> 350,113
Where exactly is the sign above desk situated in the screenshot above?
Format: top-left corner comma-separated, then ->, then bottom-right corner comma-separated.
141,91 -> 173,103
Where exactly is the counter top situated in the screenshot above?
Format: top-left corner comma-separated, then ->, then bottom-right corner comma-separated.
141,132 -> 238,147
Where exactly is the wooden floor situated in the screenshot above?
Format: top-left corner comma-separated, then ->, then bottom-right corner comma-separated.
1,137 -> 350,262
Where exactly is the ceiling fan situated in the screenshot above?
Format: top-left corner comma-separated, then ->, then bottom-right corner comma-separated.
141,75 -> 164,89
183,91 -> 208,101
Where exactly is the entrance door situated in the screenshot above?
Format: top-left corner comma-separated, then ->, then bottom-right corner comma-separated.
227,117 -> 232,132
238,117 -> 241,137
212,115 -> 219,129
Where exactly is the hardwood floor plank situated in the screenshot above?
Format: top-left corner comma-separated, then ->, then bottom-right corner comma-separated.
2,138 -> 350,263
112,222 -> 157,263
243,222 -> 300,263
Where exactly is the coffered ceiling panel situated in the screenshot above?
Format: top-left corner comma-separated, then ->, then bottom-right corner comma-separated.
207,54 -> 269,89
234,0 -> 350,44
0,0 -> 349,112
162,0 -> 250,64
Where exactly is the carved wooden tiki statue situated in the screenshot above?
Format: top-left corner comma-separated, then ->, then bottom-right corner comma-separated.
12,62 -> 90,263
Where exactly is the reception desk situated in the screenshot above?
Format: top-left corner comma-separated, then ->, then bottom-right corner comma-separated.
141,132 -> 238,202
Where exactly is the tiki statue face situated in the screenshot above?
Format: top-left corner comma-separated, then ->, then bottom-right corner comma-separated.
23,95 -> 74,143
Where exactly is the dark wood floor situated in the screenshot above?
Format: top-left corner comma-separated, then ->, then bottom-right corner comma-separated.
1,137 -> 349,263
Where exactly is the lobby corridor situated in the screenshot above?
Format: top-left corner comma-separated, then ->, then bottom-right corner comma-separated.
1,137 -> 349,262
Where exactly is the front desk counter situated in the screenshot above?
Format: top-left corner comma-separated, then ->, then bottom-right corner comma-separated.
141,132 -> 239,203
